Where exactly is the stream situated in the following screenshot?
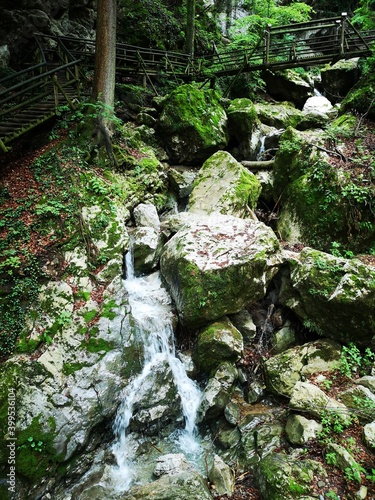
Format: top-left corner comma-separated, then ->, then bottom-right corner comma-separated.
109,247 -> 203,492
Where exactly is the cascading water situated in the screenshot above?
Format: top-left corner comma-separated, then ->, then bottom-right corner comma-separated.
110,247 -> 203,492
256,135 -> 266,160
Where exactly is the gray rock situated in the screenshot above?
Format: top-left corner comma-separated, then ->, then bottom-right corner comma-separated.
168,167 -> 197,200
132,226 -> 164,273
198,362 -> 238,421
354,376 -> 375,393
285,414 -> 322,445
264,339 -> 341,396
363,421 -> 375,450
160,213 -> 282,330
339,385 -> 375,423
153,453 -> 194,477
326,442 -> 358,472
133,203 -> 160,231
279,247 -> 375,345
123,469 -> 213,499
194,317 -> 243,374
208,454 -> 235,497
289,381 -> 350,424
229,309 -> 257,345
270,321 -> 297,354
188,150 -> 261,218
255,453 -> 327,500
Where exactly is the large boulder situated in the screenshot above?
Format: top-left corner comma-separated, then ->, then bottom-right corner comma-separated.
255,102 -> 304,129
227,98 -> 260,159
264,339 -> 341,397
280,248 -> 375,344
262,69 -> 313,108
157,84 -> 228,164
123,468 -> 213,500
198,362 -> 238,421
160,214 -> 282,330
188,151 -> 261,218
320,59 -> 361,103
128,360 -> 183,435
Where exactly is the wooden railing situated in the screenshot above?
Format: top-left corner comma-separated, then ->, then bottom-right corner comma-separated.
0,15 -> 374,151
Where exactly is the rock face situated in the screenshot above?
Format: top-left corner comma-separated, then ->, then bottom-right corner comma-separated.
262,69 -> 313,108
160,213 -> 282,330
157,84 -> 229,164
0,0 -> 96,60
188,151 -> 261,218
280,248 -> 375,344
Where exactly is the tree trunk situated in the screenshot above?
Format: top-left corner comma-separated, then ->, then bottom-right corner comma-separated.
185,0 -> 196,56
92,0 -> 117,164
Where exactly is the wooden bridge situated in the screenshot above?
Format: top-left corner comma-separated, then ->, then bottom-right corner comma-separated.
0,14 -> 373,152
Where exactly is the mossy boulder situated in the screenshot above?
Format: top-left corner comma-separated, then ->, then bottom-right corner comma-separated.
264,339 -> 341,397
227,98 -> 260,159
158,84 -> 228,164
274,128 -> 375,251
255,453 -> 327,499
280,248 -> 375,344
272,127 -> 324,199
342,68 -> 375,118
160,214 -> 282,330
188,151 -> 261,218
194,317 -> 243,374
320,59 -> 360,102
262,69 -> 313,108
255,102 -> 304,130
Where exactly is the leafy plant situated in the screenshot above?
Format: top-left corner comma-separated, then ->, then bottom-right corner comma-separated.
344,463 -> 366,483
338,343 -> 375,378
326,491 -> 340,500
325,452 -> 337,466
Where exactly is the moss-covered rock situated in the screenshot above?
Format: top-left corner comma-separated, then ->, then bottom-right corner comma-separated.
157,84 -> 228,164
188,151 -> 261,218
255,102 -> 304,130
280,248 -> 375,344
160,214 -> 282,330
320,59 -> 360,102
274,128 -> 375,252
255,453 -> 327,499
194,317 -> 243,374
264,339 -> 341,397
227,98 -> 261,159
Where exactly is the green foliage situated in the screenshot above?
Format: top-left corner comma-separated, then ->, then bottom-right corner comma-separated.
86,177 -> 109,196
325,452 -> 337,466
366,468 -> 375,482
344,463 -> 366,483
119,0 -> 183,50
326,491 -> 340,500
338,342 -> 375,378
318,410 -> 352,442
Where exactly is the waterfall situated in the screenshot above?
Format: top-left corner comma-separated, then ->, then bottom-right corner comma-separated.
256,135 -> 266,160
110,248 -> 202,492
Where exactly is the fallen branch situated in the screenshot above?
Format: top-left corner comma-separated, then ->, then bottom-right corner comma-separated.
241,159 -> 275,170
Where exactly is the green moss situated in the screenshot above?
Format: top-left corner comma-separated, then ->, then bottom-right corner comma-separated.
83,310 -> 98,324
62,362 -> 87,375
82,337 -> 114,353
16,415 -> 61,482
160,84 -> 227,148
100,299 -> 117,320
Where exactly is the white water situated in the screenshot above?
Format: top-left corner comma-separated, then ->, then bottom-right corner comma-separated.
256,135 -> 266,160
110,249 -> 202,492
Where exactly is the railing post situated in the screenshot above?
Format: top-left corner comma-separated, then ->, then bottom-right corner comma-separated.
340,12 -> 347,54
264,25 -> 271,66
